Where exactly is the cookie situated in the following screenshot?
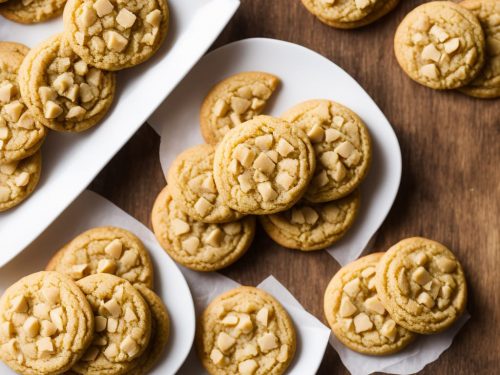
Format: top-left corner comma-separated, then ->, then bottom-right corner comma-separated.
0,271 -> 94,375
197,286 -> 296,375
72,274 -> 152,375
260,190 -> 360,251
0,0 -> 67,24
0,42 -> 47,163
123,284 -> 169,375
213,115 -> 316,215
282,100 -> 371,202
200,72 -> 280,145
459,0 -> 500,98
46,226 -> 154,288
18,33 -> 116,132
0,150 -> 41,212
301,0 -> 400,29
375,237 -> 467,334
63,0 -> 169,71
151,186 -> 256,272
324,253 -> 415,355
167,144 -> 244,224
394,1 -> 486,90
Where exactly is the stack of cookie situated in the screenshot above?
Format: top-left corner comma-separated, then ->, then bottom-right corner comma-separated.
0,226 -> 170,375
395,0 -> 499,99
324,237 -> 467,355
151,71 -> 372,272
0,0 -> 170,211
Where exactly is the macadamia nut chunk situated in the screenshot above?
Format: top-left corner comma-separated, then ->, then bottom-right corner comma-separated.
324,253 -> 415,355
198,287 -> 296,374
282,100 -> 371,202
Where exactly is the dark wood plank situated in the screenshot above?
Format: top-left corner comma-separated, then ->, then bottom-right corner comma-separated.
91,0 -> 500,373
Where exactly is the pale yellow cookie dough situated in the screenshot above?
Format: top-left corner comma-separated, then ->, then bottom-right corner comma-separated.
197,286 -> 296,375
200,72 -> 280,144
0,271 -> 94,375
375,237 -> 467,334
151,186 -> 256,272
213,115 -> 316,215
324,253 -> 415,355
282,100 -> 371,202
394,1 -> 486,89
46,226 -> 154,288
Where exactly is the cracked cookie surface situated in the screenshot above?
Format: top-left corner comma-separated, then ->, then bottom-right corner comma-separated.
19,33 -> 116,132
168,144 -> 244,224
0,42 -> 46,163
72,273 -> 151,375
459,0 -> 500,98
0,0 -> 67,24
200,72 -> 280,145
0,271 -> 94,375
197,286 -> 296,375
282,100 -> 371,202
213,115 -> 315,215
0,150 -> 41,212
375,237 -> 467,334
46,226 -> 154,288
260,190 -> 360,251
394,1 -> 485,89
151,186 -> 256,272
324,253 -> 415,355
63,0 -> 169,70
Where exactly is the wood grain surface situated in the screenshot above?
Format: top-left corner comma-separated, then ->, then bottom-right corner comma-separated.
91,0 -> 500,373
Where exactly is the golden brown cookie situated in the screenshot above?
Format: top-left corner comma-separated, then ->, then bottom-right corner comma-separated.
0,271 -> 94,375
200,72 -> 280,145
151,186 -> 256,272
197,286 -> 296,375
0,0 -> 67,24
0,150 -> 41,212
18,34 -> 116,132
394,1 -> 486,89
260,191 -> 360,251
72,273 -> 152,375
375,237 -> 467,334
167,144 -> 244,224
459,0 -> 500,98
301,0 -> 400,29
324,253 -> 415,355
46,226 -> 154,288
63,0 -> 170,70
0,42 -> 47,163
213,115 -> 316,215
282,100 -> 371,202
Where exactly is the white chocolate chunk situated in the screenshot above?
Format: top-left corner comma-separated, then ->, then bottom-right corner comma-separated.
37,337 -> 53,355
276,171 -> 294,190
368,277 -> 377,291
257,182 -> 278,202
221,314 -> 239,326
4,101 -> 24,122
120,336 -> 139,356
222,222 -> 241,235
417,291 -> 435,308
251,98 -> 265,110
0,322 -> 13,339
258,332 -> 278,352
0,186 -> 10,201
66,106 -> 86,119
231,97 -> 251,114
254,134 -> 273,151
217,332 -> 236,352
412,266 -> 433,286
23,317 -> 40,338
421,43 -> 441,62
210,348 -> 225,365
0,83 -> 14,103
343,278 -> 361,297
0,161 -> 18,175
302,206 -> 319,225
339,297 -> 357,317
86,69 -> 102,87
97,259 -> 116,274
238,171 -> 254,193
234,145 -> 255,168
230,112 -> 241,126
381,319 -> 397,340
256,307 -> 269,326
120,250 -> 137,269
325,128 -> 342,143
172,219 -> 190,235
276,139 -> 294,157
238,359 -> 258,375
0,127 -> 8,140
444,38 -> 460,54
104,31 -> 128,52
440,285 -> 453,300
290,209 -> 305,224
331,162 -> 346,182
436,257 -> 456,273
236,313 -> 253,333
79,83 -> 95,103
145,9 -> 162,27
355,0 -> 370,9
106,317 -> 118,333
253,153 -> 275,175
53,72 -> 74,94
213,99 -> 228,117
116,8 -> 136,28
42,287 -> 59,306
206,228 -> 224,247
93,0 -> 113,17
104,239 -> 123,259
279,158 -> 298,174
429,25 -> 449,42
40,320 -> 57,337
14,172 -> 30,187
361,267 -> 376,279
17,112 -> 34,130
413,252 -> 428,266
307,124 -> 325,143
320,151 -> 339,169
277,344 -> 289,363
364,296 -> 385,315
335,141 -> 355,158
353,313 -> 373,333
49,307 -> 64,331
103,299 -> 121,317
103,343 -> 118,359
201,175 -> 217,193
74,60 -> 88,76
313,170 -> 329,187
194,197 -> 213,217
44,101 -> 63,119
420,63 -> 439,79
95,316 -> 107,332
182,237 -> 200,255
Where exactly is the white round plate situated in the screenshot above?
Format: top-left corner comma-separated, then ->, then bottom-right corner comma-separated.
0,190 -> 195,375
150,38 -> 402,265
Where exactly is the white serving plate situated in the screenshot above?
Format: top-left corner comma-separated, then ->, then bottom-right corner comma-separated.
149,38 -> 402,265
0,0 -> 240,267
0,190 -> 196,374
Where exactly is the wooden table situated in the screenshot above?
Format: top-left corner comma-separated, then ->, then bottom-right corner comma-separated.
91,0 -> 499,373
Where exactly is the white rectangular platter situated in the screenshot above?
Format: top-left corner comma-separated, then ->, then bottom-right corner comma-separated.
0,0 -> 240,267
